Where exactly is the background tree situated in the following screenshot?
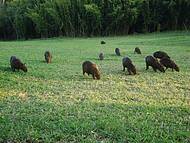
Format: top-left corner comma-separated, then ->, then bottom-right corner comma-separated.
0,0 -> 189,40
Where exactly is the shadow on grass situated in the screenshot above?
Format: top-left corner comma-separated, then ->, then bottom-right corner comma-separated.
27,59 -> 46,64
0,66 -> 12,72
107,53 -> 122,57
85,58 -> 117,61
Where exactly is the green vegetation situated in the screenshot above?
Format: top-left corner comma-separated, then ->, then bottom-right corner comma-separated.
0,0 -> 190,39
0,32 -> 190,142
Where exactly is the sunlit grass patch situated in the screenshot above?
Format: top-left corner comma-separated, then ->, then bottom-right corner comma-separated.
0,32 -> 190,142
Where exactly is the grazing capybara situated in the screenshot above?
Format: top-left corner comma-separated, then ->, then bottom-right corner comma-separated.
160,57 -> 179,72
115,48 -> 121,56
145,56 -> 165,73
99,53 -> 104,60
153,51 -> 170,59
10,56 -> 27,72
44,51 -> 52,63
122,57 -> 137,75
82,61 -> 100,80
134,47 -> 142,54
101,41 -> 106,44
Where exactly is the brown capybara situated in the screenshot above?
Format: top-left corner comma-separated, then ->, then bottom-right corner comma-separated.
134,47 -> 142,54
153,51 -> 170,59
99,53 -> 104,60
122,57 -> 137,75
145,56 -> 165,73
160,57 -> 179,72
10,56 -> 27,72
44,51 -> 52,63
101,41 -> 106,44
82,61 -> 100,80
115,48 -> 121,56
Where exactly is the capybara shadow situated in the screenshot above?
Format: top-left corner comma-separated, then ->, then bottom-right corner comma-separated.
160,57 -> 179,72
0,66 -> 12,72
122,57 -> 137,75
10,56 -> 27,72
145,55 -> 165,73
44,51 -> 52,63
82,61 -> 100,80
153,51 -> 170,59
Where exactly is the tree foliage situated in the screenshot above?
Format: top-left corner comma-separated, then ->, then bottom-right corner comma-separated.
0,0 -> 189,40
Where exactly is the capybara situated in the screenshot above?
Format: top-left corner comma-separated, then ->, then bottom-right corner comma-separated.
10,56 -> 27,72
82,61 -> 100,80
134,47 -> 142,54
101,41 -> 106,44
122,57 -> 137,75
145,56 -> 165,72
99,53 -> 104,60
115,48 -> 121,56
153,51 -> 170,59
160,57 -> 179,72
44,51 -> 52,63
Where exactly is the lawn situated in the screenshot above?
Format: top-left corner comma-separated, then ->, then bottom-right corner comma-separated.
0,31 -> 190,142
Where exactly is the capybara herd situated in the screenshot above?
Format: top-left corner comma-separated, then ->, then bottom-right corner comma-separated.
134,47 -> 142,54
122,57 -> 137,75
44,51 -> 52,63
115,48 -> 121,56
153,51 -> 170,59
99,53 -> 104,60
101,41 -> 106,44
160,57 -> 179,72
8,42 -> 179,80
10,56 -> 27,72
145,56 -> 165,72
82,61 -> 100,80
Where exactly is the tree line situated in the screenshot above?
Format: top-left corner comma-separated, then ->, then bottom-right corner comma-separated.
0,0 -> 189,40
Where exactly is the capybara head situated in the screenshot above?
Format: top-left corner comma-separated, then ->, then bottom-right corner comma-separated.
160,57 -> 179,72
92,65 -> 100,80
153,51 -> 170,59
130,65 -> 137,75
174,64 -> 179,72
20,63 -> 27,72
99,53 -> 104,60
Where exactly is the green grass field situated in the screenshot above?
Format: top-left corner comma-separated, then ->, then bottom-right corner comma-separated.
0,32 -> 190,142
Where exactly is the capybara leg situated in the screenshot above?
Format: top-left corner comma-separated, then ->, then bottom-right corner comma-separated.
165,67 -> 168,71
172,68 -> 174,72
146,64 -> 149,70
83,71 -> 85,75
153,68 -> 157,72
92,74 -> 96,79
127,69 -> 132,75
12,67 -> 15,72
123,66 -> 125,71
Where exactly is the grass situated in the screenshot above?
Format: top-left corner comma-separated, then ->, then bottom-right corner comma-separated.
0,31 -> 190,142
